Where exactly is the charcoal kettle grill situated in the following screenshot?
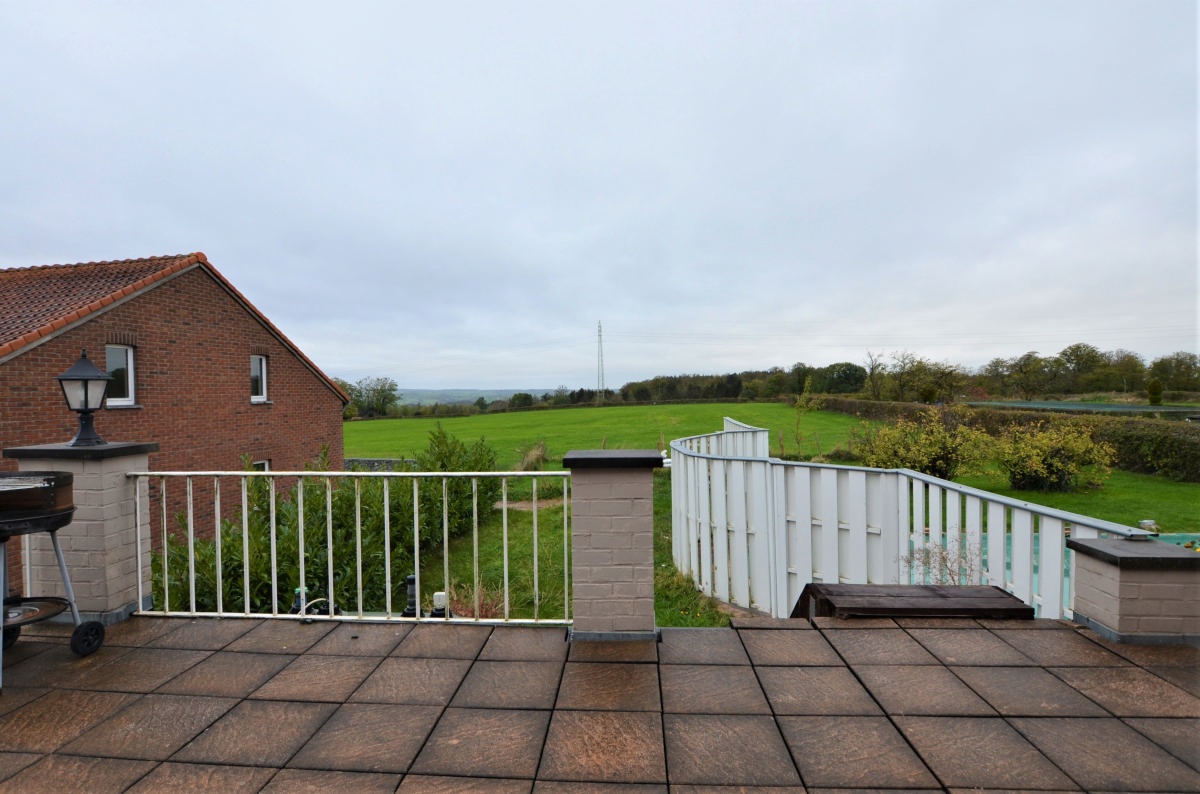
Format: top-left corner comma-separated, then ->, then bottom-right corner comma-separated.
1,472 -> 105,686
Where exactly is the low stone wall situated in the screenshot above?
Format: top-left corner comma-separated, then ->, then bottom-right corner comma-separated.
1068,536 -> 1200,646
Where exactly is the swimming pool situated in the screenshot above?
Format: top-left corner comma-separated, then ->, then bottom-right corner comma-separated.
1155,533 -> 1200,550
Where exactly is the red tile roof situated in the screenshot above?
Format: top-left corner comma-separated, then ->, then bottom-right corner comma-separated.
0,252 -> 347,402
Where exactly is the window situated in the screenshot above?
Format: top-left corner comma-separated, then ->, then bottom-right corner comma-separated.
104,345 -> 135,407
250,355 -> 268,403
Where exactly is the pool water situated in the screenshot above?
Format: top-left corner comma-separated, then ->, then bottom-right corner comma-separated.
1156,533 -> 1200,550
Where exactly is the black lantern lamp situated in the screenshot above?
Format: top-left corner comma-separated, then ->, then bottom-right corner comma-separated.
56,350 -> 113,446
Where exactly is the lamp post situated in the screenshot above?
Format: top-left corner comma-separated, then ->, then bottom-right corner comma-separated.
56,350 -> 112,446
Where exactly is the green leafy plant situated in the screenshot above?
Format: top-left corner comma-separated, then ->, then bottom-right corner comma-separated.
1147,378 -> 1164,406
852,406 -> 992,480
997,420 -> 1115,492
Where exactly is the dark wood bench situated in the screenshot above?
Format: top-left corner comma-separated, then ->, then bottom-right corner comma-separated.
792,583 -> 1034,620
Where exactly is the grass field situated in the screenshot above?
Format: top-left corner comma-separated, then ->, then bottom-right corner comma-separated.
344,402 -> 861,469
346,404 -> 1198,533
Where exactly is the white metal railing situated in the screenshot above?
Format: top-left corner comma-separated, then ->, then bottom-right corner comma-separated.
130,469 -> 571,624
671,419 -> 1156,619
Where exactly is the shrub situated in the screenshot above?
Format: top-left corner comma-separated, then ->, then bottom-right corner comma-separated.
997,420 -> 1115,491
1147,378 -> 1164,406
852,406 -> 992,480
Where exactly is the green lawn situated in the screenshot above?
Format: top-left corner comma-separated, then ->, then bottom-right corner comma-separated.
955,467 -> 1199,534
344,402 -> 861,470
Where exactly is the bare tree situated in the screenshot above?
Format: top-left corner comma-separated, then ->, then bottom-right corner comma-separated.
865,351 -> 887,400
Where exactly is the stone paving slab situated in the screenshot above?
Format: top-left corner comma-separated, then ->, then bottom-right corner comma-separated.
538,709 -> 665,783
287,702 -> 441,773
555,661 -> 660,711
125,761 -> 276,793
661,664 -> 772,714
2,615 -> 1199,791
259,768 -> 401,793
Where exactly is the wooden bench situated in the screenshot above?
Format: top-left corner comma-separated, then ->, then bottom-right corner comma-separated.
792,583 -> 1034,620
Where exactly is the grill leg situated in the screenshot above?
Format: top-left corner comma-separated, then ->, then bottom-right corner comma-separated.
49,531 -> 82,626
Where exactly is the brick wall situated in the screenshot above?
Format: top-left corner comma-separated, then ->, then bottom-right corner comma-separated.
564,451 -> 662,639
1,266 -> 345,591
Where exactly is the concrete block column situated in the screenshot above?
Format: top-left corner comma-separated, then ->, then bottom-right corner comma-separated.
1067,536 -> 1200,646
4,441 -> 158,625
564,450 -> 663,641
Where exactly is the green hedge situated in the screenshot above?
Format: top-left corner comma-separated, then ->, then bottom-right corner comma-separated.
816,397 -> 1200,482
1091,418 -> 1200,482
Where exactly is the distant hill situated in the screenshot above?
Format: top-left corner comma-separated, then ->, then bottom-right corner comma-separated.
397,388 -> 550,406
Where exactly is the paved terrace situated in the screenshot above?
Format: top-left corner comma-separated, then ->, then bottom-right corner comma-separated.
0,615 -> 1197,793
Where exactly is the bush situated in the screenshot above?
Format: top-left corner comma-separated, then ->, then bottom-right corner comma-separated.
1147,378 -> 1164,406
852,406 -> 992,480
997,420 -> 1115,491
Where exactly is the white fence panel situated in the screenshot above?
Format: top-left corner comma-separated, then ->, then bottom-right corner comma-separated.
670,419 -> 1154,619
744,461 -> 772,611
723,461 -> 745,606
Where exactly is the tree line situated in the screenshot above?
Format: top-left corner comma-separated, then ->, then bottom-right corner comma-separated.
336,345 -> 1199,419
616,345 -> 1198,405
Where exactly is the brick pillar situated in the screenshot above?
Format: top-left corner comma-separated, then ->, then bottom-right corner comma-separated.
564,450 -> 663,641
1067,536 -> 1200,645
4,442 -> 158,624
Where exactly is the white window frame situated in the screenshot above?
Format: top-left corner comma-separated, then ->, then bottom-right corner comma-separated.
104,344 -> 136,407
251,355 -> 268,403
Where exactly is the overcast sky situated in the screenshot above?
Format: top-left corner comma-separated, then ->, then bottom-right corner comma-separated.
1,2 -> 1195,390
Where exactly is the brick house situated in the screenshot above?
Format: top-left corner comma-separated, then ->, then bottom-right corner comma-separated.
0,253 -> 348,585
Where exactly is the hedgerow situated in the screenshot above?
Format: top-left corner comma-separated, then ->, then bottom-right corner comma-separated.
819,398 -> 1200,482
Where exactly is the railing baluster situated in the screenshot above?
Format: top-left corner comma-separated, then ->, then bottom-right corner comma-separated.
531,477 -> 540,621
441,478 -> 450,618
501,478 -> 510,620
213,477 -> 223,614
412,478 -> 420,617
159,477 -> 169,614
241,476 -> 251,615
355,478 -> 364,618
325,477 -> 335,617
297,479 -> 306,613
186,477 -> 196,614
383,478 -> 392,617
269,478 -> 278,616
471,477 -> 480,620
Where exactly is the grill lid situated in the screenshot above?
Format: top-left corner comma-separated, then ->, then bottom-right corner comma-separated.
0,472 -> 73,511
